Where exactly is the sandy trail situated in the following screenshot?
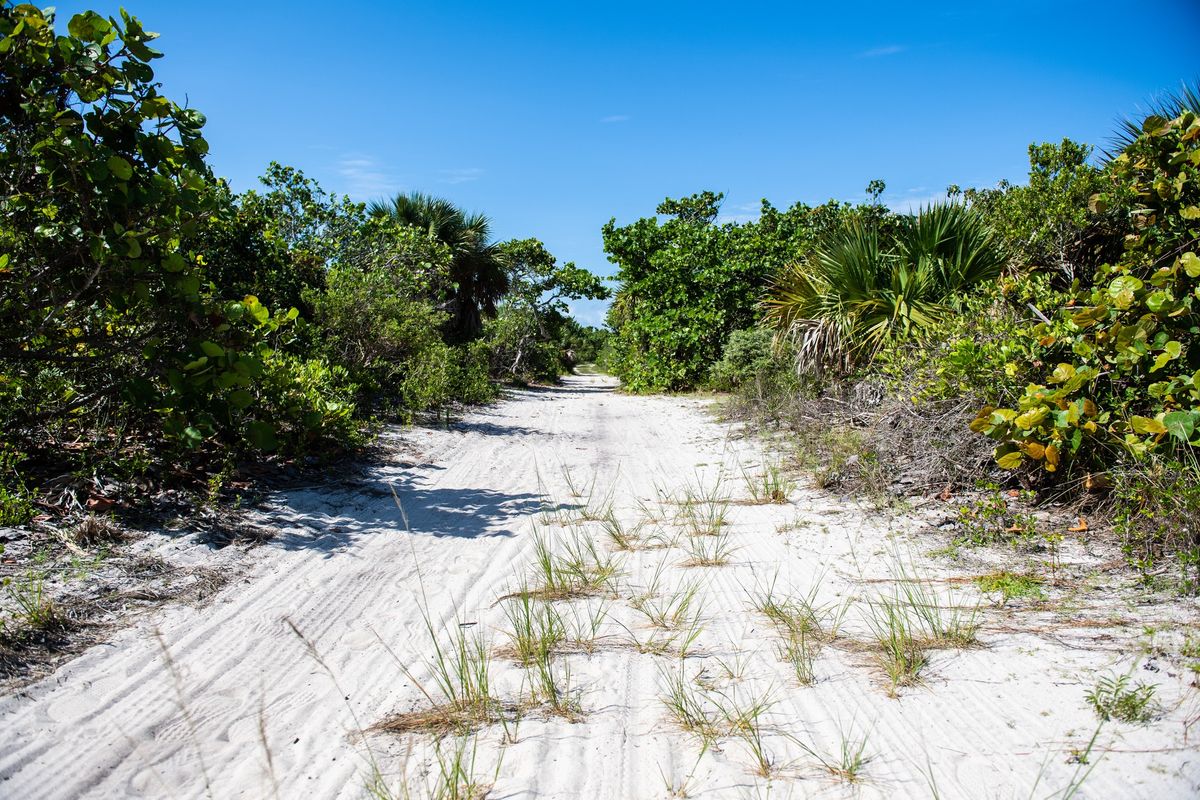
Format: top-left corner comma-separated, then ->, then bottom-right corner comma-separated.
1,374 -> 1197,799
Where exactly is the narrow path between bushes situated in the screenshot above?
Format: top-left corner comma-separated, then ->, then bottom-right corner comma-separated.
0,374 -> 1196,799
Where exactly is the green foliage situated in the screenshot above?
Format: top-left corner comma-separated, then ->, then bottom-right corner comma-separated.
0,5 -> 215,434
604,193 -> 850,391
369,192 -> 508,340
964,139 -> 1111,281
764,203 -> 1006,377
1085,673 -> 1157,724
1110,460 -> 1200,592
974,572 -> 1045,604
0,445 -> 33,526
487,238 -> 608,381
975,110 -> 1200,473
954,484 -> 1039,548
709,327 -> 777,391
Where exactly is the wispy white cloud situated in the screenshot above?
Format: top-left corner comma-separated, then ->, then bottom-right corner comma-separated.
883,191 -> 948,214
439,167 -> 484,184
601,114 -> 630,123
858,44 -> 906,58
716,201 -> 762,225
336,154 -> 397,198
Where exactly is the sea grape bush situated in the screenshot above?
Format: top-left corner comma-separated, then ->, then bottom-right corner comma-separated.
974,111 -> 1200,472
0,5 -> 605,514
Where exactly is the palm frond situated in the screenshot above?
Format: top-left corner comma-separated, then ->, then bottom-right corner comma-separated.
1107,80 -> 1200,159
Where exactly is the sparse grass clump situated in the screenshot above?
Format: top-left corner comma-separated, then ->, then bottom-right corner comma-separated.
674,479 -> 731,537
522,528 -> 620,600
1086,673 -> 1158,724
750,575 -> 844,641
502,593 -> 565,665
601,512 -> 645,551
741,461 -> 795,504
377,623 -> 502,735
632,580 -> 703,630
895,572 -> 980,648
1,570 -> 65,640
797,724 -> 872,784
863,594 -> 929,696
682,531 -> 734,567
659,663 -> 723,745
365,735 -> 496,800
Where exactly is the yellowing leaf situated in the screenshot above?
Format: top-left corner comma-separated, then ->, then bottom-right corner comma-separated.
1020,441 -> 1046,459
1047,363 -> 1076,384
1045,444 -> 1060,469
996,449 -> 1025,469
1181,252 -> 1200,278
1014,406 -> 1049,430
1130,415 -> 1167,435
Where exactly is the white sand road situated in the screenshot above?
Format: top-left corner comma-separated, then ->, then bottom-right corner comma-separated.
1,374 -> 1198,799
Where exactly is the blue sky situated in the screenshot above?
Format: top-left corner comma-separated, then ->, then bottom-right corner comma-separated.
52,1 -> 1200,325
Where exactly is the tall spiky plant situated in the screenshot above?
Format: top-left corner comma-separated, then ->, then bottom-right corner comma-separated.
368,192 -> 509,338
1108,80 -> 1200,158
762,203 -> 1004,376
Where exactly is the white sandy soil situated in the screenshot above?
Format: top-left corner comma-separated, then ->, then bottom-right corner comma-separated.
1,374 -> 1198,798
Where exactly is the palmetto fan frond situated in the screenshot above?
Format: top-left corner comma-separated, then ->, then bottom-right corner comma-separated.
1107,80 -> 1200,159
763,203 -> 1004,376
369,192 -> 509,338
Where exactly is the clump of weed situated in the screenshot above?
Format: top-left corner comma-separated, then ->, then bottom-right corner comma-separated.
659,662 -> 723,745
741,461 -> 795,505
796,722 -> 872,784
682,531 -> 734,567
502,593 -> 565,665
377,623 -> 502,735
974,571 -> 1044,605
519,528 -> 621,600
955,484 -> 1040,549
1,570 -> 65,640
633,581 -> 703,630
863,594 -> 929,696
1085,673 -> 1158,724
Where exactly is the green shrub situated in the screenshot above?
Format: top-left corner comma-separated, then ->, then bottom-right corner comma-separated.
763,203 -> 1006,377
709,328 -> 777,391
974,110 -> 1200,473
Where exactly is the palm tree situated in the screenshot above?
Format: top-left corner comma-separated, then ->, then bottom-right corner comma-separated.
762,203 -> 1005,376
368,192 -> 509,339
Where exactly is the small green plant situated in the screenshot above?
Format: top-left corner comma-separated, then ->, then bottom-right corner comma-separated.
659,663 -> 722,745
714,688 -> 777,778
895,569 -> 980,648
955,484 -> 1039,548
523,528 -> 620,600
682,531 -> 734,567
675,478 -> 730,537
502,593 -> 565,665
777,627 -> 818,685
429,736 -> 494,800
632,581 -> 703,630
863,594 -> 928,695
796,723 -> 872,784
2,570 -> 62,637
741,461 -> 795,504
1085,673 -> 1157,724
975,571 -> 1045,605
600,512 -> 646,551
750,574 -> 845,642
